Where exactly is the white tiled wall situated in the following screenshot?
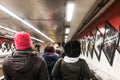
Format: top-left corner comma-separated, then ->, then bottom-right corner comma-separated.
80,50 -> 120,80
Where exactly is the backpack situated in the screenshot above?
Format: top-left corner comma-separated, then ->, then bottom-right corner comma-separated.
54,58 -> 62,80
78,59 -> 98,80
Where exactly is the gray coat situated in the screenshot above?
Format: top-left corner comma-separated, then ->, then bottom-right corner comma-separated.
2,50 -> 49,80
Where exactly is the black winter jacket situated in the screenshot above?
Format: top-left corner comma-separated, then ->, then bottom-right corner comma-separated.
2,50 -> 49,80
52,58 -> 95,80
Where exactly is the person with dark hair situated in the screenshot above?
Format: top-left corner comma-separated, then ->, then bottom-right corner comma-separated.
52,40 -> 97,80
42,44 -> 59,80
2,31 -> 49,80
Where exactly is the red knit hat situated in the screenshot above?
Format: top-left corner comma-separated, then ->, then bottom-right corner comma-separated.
14,32 -> 32,50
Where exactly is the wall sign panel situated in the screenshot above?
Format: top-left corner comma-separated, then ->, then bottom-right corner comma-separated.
103,21 -> 119,66
80,39 -> 84,55
86,36 -> 89,57
87,33 -> 95,58
82,39 -> 86,56
83,36 -> 89,57
117,27 -> 120,53
94,28 -> 104,61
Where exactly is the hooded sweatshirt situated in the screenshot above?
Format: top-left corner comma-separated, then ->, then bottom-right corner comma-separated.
2,50 -> 49,80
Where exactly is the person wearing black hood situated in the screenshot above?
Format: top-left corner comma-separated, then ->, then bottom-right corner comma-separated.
52,40 -> 97,80
2,32 -> 49,80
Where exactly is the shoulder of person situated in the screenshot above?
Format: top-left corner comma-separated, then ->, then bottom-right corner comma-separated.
54,53 -> 59,56
32,53 -> 46,62
58,58 -> 63,61
79,58 -> 87,64
56,58 -> 63,63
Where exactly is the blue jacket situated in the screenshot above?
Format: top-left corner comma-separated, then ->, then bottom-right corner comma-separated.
42,53 -> 59,80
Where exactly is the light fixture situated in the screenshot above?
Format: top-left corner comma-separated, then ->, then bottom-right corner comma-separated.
0,35 -> 13,39
0,25 -> 44,43
5,35 -> 14,38
64,38 -> 67,43
31,37 -> 44,43
0,25 -> 18,33
65,35 -> 68,39
66,3 -> 75,22
0,4 -> 54,43
65,28 -> 70,34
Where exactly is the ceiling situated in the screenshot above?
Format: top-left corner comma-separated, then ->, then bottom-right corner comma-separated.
0,0 -> 115,45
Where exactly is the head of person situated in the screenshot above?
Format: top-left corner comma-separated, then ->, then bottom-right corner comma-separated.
63,40 -> 81,58
14,31 -> 32,50
44,45 -> 55,54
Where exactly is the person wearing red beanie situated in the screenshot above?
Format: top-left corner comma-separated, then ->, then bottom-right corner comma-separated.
14,31 -> 32,50
2,31 -> 49,80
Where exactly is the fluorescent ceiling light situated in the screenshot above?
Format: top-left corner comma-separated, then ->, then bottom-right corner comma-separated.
5,35 -> 14,38
0,25 -> 44,43
0,25 -> 18,33
64,38 -> 67,43
65,28 -> 70,34
65,35 -> 68,39
0,4 -> 54,43
0,35 -> 13,39
30,37 -> 44,43
66,3 -> 74,21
